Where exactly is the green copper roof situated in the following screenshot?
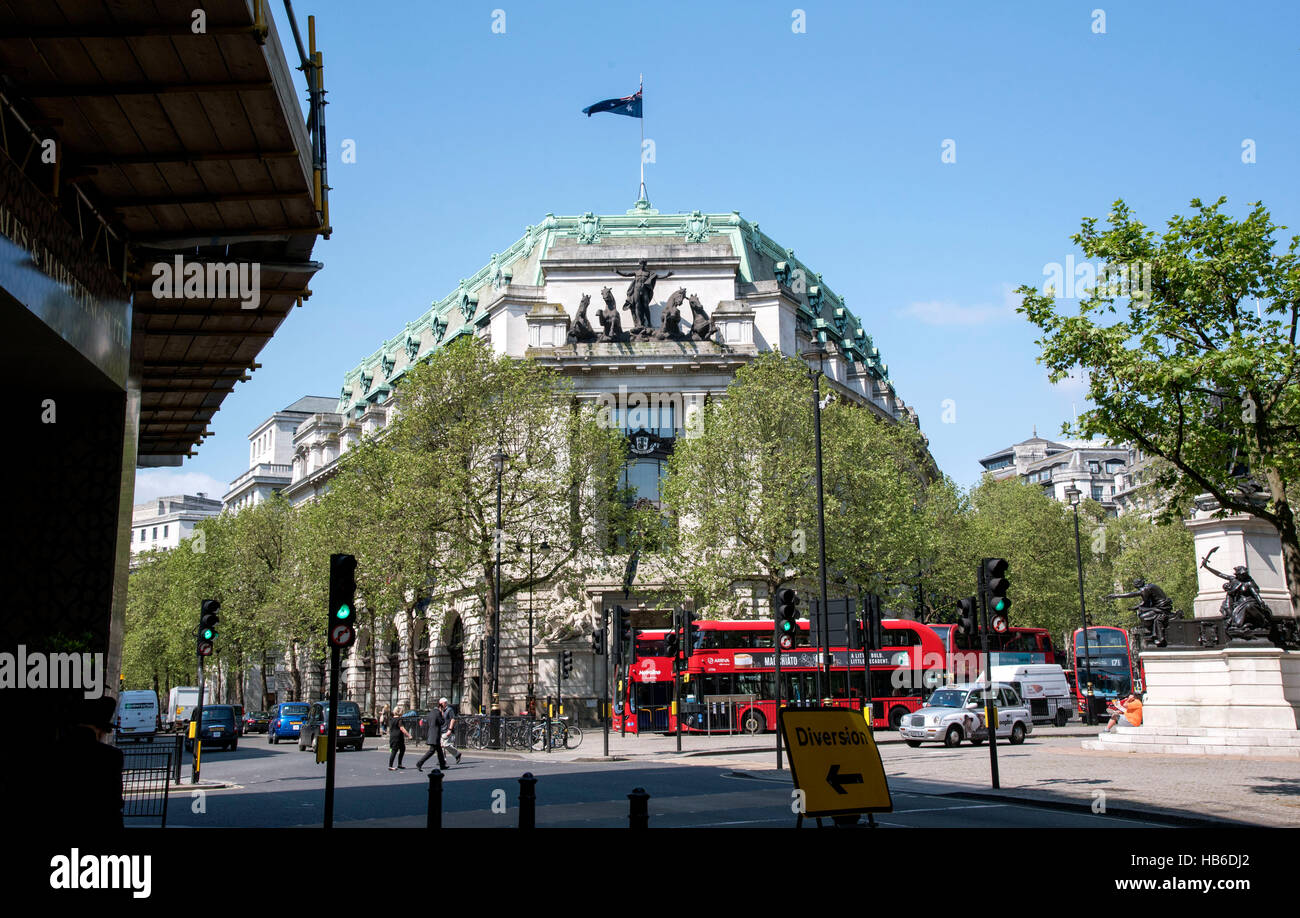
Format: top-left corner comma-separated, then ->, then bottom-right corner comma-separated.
339,204 -> 888,414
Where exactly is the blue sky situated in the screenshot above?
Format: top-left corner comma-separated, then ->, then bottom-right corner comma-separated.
136,0 -> 1300,503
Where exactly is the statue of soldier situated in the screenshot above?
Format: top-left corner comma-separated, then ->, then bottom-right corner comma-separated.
1200,547 -> 1273,639
1105,578 -> 1178,647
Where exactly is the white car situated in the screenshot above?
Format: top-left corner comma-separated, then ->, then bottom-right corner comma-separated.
899,682 -> 1034,747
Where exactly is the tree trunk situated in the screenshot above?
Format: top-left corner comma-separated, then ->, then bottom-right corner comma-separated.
289,640 -> 302,701
482,566 -> 499,709
261,648 -> 271,709
366,612 -> 377,715
404,604 -> 418,710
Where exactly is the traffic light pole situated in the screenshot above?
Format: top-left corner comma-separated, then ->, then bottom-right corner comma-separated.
977,565 -> 1000,790
190,653 -> 205,785
811,365 -> 829,703
602,605 -> 610,758
323,643 -> 341,829
774,611 -> 783,770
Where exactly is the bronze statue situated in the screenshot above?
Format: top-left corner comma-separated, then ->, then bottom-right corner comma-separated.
656,287 -> 686,339
1200,547 -> 1273,640
616,259 -> 673,331
568,293 -> 597,343
688,293 -> 717,341
1104,577 -> 1180,647
596,289 -> 624,342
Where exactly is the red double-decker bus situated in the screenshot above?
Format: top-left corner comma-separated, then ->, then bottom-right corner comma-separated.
612,618 -> 947,734
1069,626 -> 1137,722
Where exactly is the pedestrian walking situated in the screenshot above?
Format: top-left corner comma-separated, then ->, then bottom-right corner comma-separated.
388,709 -> 410,770
379,705 -> 390,732
417,697 -> 462,771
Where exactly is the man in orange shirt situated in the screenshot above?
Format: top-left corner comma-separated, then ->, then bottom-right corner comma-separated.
1105,693 -> 1142,731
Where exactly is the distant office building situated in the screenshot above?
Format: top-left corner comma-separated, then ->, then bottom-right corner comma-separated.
130,494 -> 222,555
223,396 -> 338,512
979,430 -> 1132,515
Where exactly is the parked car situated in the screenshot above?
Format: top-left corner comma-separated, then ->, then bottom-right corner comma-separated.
185,704 -> 238,752
298,701 -> 365,752
268,702 -> 311,744
361,715 -> 379,737
899,682 -> 1033,748
115,690 -> 160,743
243,711 -> 271,734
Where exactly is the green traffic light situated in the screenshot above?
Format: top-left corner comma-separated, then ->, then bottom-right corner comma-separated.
202,628 -> 216,640
336,603 -> 352,620
991,597 -> 1008,613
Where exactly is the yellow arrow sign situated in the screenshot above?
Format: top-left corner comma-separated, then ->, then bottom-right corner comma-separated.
779,708 -> 892,818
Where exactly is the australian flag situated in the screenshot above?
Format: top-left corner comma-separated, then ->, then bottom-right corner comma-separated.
583,88 -> 642,118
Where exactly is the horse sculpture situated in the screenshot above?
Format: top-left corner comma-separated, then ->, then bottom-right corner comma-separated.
657,287 -> 687,339
568,293 -> 597,343
597,286 -> 624,342
688,294 -> 717,341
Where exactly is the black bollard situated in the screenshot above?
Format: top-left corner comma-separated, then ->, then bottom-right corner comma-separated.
427,768 -> 443,829
519,772 -> 537,829
628,787 -> 650,829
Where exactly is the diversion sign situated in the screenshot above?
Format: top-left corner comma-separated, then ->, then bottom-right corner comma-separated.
780,708 -> 892,819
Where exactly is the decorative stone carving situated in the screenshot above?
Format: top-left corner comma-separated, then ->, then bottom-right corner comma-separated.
380,354 -> 395,377
458,290 -> 478,321
615,259 -> 673,333
360,372 -> 372,394
405,335 -> 420,360
432,316 -> 448,342
684,210 -> 710,243
577,212 -> 601,244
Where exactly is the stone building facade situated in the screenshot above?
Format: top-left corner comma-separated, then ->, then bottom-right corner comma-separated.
241,202 -> 925,718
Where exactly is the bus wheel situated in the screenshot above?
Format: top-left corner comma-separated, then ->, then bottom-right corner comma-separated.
889,707 -> 905,729
1055,709 -> 1070,727
944,726 -> 963,747
741,710 -> 766,735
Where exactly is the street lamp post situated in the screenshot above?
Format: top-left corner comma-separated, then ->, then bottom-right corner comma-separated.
806,334 -> 830,702
518,535 -> 549,715
490,446 -> 507,747
1065,485 -> 1096,726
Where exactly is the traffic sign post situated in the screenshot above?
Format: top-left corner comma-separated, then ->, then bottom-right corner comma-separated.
779,707 -> 892,826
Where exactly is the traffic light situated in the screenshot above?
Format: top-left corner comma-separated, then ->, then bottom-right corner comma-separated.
561,650 -> 574,679
614,605 -> 633,663
682,609 -> 698,654
864,593 -> 884,651
663,619 -> 679,660
197,599 -> 220,657
329,554 -> 357,623
776,588 -> 800,649
956,596 -> 979,646
983,558 -> 1011,634
591,629 -> 606,655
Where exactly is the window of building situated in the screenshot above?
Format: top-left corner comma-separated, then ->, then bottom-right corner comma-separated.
620,459 -> 666,508
1091,484 -> 1105,502
163,525 -> 168,538
152,527 -> 158,540
985,457 -> 1012,471
1088,460 -> 1101,474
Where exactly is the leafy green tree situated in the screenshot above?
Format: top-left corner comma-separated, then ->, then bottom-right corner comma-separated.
1019,198 -> 1300,613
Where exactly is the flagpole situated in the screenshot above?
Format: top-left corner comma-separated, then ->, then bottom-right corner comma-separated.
638,73 -> 645,203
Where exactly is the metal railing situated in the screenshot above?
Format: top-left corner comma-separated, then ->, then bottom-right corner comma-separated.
120,735 -> 183,827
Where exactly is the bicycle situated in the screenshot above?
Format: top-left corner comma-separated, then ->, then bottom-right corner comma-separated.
531,717 -> 582,751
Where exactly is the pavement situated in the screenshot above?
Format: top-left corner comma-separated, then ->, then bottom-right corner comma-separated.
515,724 -> 1300,827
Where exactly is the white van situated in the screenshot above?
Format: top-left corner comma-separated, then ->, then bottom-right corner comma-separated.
982,664 -> 1075,726
116,690 -> 160,742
